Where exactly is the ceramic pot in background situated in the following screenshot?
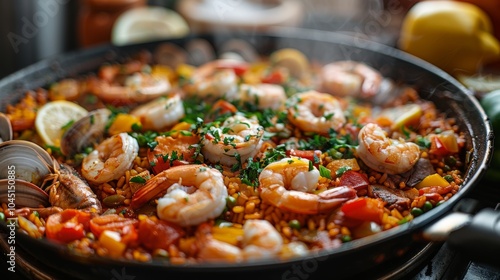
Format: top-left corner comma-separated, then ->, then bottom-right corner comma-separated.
0,0 -> 78,79
78,0 -> 146,48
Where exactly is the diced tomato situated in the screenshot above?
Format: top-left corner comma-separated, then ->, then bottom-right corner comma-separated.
286,149 -> 322,163
138,218 -> 185,251
147,135 -> 198,174
89,214 -> 139,238
339,170 -> 369,191
430,136 -> 449,156
120,224 -> 139,245
261,69 -> 286,84
46,209 -> 92,243
341,197 -> 384,224
216,60 -> 249,76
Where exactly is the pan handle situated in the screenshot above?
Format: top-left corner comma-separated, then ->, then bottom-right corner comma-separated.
422,207 -> 500,267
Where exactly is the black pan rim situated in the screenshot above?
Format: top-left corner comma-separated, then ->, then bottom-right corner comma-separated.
0,29 -> 494,274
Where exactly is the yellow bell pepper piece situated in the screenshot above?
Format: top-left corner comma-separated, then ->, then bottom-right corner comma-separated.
212,226 -> 244,246
415,173 -> 450,189
99,230 -> 127,257
326,159 -> 360,176
398,1 -> 500,76
107,113 -> 141,135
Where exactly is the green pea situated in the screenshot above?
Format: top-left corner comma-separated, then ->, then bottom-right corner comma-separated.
83,146 -> 94,154
423,201 -> 433,212
411,207 -> 424,217
0,212 -> 5,222
341,235 -> 352,243
226,196 -> 236,208
288,219 -> 301,230
443,175 -> 453,182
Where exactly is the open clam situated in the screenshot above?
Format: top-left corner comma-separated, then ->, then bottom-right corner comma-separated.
60,108 -> 111,157
0,140 -> 53,187
0,179 -> 49,208
0,112 -> 13,143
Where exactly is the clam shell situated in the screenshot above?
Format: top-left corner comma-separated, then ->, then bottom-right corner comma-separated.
0,112 -> 13,143
60,108 -> 111,157
0,179 -> 50,208
0,140 -> 53,187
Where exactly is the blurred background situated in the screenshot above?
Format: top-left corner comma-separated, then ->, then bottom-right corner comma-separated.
0,0 -> 411,79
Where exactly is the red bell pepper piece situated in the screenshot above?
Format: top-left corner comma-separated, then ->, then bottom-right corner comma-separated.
89,214 -> 139,238
339,170 -> 369,191
138,218 -> 185,251
341,197 -> 384,224
46,209 -> 92,243
216,60 -> 249,76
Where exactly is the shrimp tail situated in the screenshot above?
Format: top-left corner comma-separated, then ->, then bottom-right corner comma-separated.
130,172 -> 172,210
318,186 -> 357,212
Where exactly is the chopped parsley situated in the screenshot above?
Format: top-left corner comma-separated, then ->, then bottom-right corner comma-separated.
319,165 -> 332,179
130,176 -> 146,184
336,166 -> 352,177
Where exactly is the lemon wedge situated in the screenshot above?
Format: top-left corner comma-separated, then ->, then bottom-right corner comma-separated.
377,104 -> 423,130
35,100 -> 88,147
112,6 -> 190,46
270,48 -> 309,79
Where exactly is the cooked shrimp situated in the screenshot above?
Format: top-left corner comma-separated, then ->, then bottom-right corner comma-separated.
258,157 -> 356,214
90,72 -> 171,105
81,132 -> 139,184
320,60 -> 383,98
356,123 -> 421,174
286,90 -> 346,134
130,94 -> 184,130
147,133 -> 200,174
201,114 -> 264,166
130,165 -> 228,227
197,219 -> 283,262
184,59 -> 239,101
238,83 -> 287,111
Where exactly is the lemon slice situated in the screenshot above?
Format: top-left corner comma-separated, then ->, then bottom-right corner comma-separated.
35,100 -> 88,147
112,6 -> 190,46
269,48 -> 309,79
457,74 -> 500,94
